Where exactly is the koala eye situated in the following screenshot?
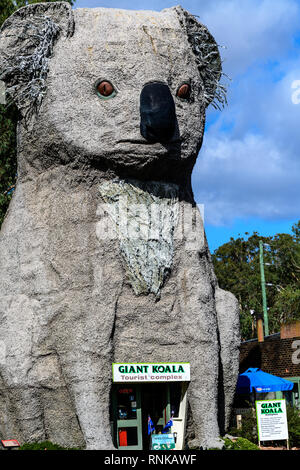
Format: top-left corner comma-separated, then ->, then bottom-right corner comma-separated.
96,80 -> 117,99
176,83 -> 191,100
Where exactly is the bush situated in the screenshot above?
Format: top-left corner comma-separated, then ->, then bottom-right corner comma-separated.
287,405 -> 300,448
19,441 -> 80,450
223,437 -> 260,450
228,410 -> 258,444
229,404 -> 300,449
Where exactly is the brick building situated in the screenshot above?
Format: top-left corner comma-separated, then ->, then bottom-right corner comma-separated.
237,322 -> 300,409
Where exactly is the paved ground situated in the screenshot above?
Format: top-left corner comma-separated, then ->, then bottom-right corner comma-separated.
260,446 -> 299,450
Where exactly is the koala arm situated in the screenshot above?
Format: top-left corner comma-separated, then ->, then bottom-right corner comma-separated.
204,242 -> 240,431
215,287 -> 241,432
175,201 -> 240,442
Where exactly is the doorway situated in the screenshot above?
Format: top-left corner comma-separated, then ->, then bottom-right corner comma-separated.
141,383 -> 171,450
111,382 -> 175,450
111,384 -> 143,450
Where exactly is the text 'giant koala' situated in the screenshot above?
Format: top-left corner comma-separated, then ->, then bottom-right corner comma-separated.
0,3 -> 240,450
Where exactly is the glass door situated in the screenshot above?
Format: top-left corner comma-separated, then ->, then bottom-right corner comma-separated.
112,383 -> 179,449
112,385 -> 143,450
141,383 -> 171,450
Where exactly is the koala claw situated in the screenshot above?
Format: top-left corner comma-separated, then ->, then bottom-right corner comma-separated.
188,437 -> 225,450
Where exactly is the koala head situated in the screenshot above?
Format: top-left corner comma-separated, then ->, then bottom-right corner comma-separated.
0,3 -> 224,185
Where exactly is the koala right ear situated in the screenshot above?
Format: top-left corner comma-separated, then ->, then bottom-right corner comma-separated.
0,2 -> 74,123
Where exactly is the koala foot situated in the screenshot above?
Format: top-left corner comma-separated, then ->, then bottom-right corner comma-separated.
188,437 -> 224,450
85,440 -> 116,451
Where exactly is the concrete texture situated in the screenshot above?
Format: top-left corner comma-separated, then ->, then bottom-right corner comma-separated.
0,3 -> 240,449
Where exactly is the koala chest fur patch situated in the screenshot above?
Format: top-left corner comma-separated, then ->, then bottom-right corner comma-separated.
98,179 -> 179,298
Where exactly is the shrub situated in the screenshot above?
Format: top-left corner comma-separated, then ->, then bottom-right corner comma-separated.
228,409 -> 258,443
229,404 -> 300,449
286,405 -> 300,448
223,437 -> 260,450
19,440 -> 80,450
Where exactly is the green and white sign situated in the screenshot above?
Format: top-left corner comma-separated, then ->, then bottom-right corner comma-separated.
151,434 -> 175,450
256,399 -> 289,442
112,363 -> 190,382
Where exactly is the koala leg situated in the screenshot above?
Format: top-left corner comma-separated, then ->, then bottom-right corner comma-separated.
51,268 -> 122,450
41,234 -> 124,449
215,287 -> 240,433
53,292 -> 118,451
178,263 -> 223,450
0,380 -> 45,444
187,346 -> 224,450
9,388 -> 46,442
0,294 -> 47,444
61,352 -> 114,450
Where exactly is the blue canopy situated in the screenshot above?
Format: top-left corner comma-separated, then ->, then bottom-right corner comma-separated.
236,368 -> 295,394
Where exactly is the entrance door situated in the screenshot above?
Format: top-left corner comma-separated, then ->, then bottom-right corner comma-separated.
112,385 -> 143,450
112,383 -> 182,450
141,383 -> 171,450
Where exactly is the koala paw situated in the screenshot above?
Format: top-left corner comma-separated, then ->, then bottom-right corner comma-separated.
188,437 -> 224,450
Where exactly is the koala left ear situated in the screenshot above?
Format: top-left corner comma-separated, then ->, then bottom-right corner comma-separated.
0,2 -> 74,123
174,6 -> 227,109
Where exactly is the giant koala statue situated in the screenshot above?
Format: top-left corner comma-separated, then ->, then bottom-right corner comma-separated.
0,3 -> 240,449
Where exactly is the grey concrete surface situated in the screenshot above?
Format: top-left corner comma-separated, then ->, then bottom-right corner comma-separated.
0,3 -> 240,449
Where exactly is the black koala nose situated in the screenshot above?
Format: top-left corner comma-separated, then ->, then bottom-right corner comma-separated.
140,82 -> 176,143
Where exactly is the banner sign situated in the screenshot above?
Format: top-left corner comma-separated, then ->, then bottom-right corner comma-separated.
256,399 -> 289,442
112,363 -> 190,382
151,434 -> 175,450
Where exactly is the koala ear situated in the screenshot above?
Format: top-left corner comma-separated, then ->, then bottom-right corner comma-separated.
174,6 -> 227,109
0,1 -> 74,122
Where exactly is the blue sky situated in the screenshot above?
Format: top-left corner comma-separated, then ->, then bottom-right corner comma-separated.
74,0 -> 300,252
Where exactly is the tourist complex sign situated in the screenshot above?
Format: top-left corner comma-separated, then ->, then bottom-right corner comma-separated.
256,399 -> 289,443
112,363 -> 190,382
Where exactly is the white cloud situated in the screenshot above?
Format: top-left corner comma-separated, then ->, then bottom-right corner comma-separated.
75,0 -> 300,227
189,0 -> 300,226
192,0 -> 300,76
193,89 -> 300,225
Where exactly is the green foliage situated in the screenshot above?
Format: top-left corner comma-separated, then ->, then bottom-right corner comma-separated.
0,0 -> 15,27
0,103 -> 17,227
223,437 -> 260,450
19,440 -> 81,450
212,221 -> 300,340
228,409 -> 258,443
0,0 -> 75,228
286,405 -> 300,448
228,405 -> 300,449
0,0 -> 75,25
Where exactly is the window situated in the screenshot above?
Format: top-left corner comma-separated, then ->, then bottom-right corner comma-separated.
117,387 -> 137,420
170,383 -> 182,418
118,427 -> 138,446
